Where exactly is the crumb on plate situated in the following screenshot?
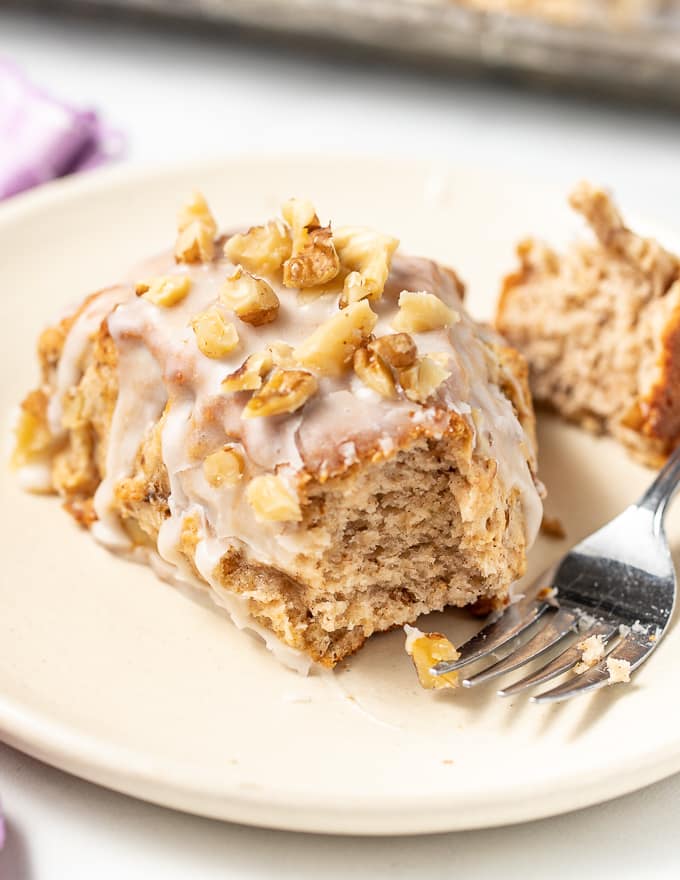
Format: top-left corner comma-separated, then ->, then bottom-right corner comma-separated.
540,514 -> 566,539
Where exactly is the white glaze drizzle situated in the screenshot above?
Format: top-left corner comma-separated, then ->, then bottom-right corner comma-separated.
47,286 -> 131,436
92,304 -> 168,548
42,245 -> 543,670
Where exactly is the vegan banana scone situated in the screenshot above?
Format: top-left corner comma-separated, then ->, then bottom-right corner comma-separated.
497,182 -> 680,467
13,193 -> 543,672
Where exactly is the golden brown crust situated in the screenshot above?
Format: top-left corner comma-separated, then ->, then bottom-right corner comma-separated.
640,294 -> 680,452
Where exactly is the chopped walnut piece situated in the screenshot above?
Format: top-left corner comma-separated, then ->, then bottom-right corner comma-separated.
175,192 -> 218,264
399,355 -> 451,403
220,267 -> 280,325
224,222 -> 292,276
353,347 -> 396,399
175,223 -> 216,264
12,390 -> 52,469
243,368 -> 318,418
177,191 -> 217,236
340,271 -> 367,306
191,307 -> 239,359
140,275 -> 192,308
283,225 -> 340,289
203,445 -> 245,488
334,226 -> 399,306
369,332 -> 417,369
280,198 -> 340,289
268,341 -> 296,367
404,625 -> 459,690
38,325 -> 67,370
392,290 -> 458,333
281,198 -> 318,235
294,300 -> 378,376
221,351 -> 273,393
246,474 -> 302,522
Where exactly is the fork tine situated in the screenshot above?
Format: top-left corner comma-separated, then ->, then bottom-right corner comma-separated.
497,620 -> 618,697
431,594 -> 552,674
462,607 -> 580,688
531,633 -> 655,704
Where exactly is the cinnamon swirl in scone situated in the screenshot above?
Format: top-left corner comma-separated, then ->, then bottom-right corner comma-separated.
14,193 -> 542,671
497,182 -> 680,467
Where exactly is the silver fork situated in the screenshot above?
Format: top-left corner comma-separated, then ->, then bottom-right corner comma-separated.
431,445 -> 680,703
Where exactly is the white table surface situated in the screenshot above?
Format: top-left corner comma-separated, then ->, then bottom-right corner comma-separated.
2,6 -> 680,877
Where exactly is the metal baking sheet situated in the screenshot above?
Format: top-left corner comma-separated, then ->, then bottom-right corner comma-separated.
23,0 -> 680,102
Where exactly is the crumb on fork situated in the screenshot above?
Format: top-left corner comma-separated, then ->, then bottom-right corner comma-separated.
606,657 -> 631,684
574,633 -> 606,674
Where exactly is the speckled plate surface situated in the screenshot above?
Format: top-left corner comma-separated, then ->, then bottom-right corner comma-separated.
1,155 -> 679,835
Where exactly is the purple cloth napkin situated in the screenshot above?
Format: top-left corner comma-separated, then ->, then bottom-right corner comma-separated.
0,59 -> 123,200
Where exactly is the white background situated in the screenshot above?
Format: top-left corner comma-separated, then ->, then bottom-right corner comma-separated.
2,5 -> 680,877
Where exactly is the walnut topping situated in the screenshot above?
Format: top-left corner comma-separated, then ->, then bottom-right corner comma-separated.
203,445 -> 245,488
246,474 -> 302,522
391,290 -> 458,333
221,350 -> 273,393
280,198 -> 340,290
139,275 -> 192,308
220,267 -> 280,326
12,390 -> 52,469
176,224 -> 215,264
340,271 -> 366,306
334,226 -> 399,306
404,625 -> 459,690
175,191 -> 218,264
191,307 -> 239,359
352,347 -> 396,399
369,332 -> 417,369
177,191 -> 217,236
294,300 -> 378,377
281,198 -> 318,235
243,368 -> 318,418
268,341 -> 296,367
284,225 -> 340,289
224,221 -> 292,275
399,354 -> 451,403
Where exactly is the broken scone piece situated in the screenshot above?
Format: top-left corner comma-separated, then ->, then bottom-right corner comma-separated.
497,182 -> 680,466
404,625 -> 460,690
14,192 -> 543,672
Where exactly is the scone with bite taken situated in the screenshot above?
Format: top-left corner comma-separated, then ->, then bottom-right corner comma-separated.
497,182 -> 680,467
13,193 -> 543,671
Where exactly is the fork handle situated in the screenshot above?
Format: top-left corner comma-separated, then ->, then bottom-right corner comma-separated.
636,442 -> 680,529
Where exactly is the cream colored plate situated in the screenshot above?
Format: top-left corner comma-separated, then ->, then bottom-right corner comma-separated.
1,156 -> 679,835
